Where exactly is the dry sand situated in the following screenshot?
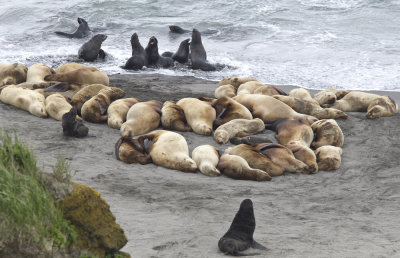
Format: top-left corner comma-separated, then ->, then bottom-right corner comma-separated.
1,74 -> 400,258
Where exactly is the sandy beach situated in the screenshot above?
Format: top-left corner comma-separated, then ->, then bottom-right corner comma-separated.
1,73 -> 400,258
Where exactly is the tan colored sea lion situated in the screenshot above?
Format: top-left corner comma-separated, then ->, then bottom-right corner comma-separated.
114,136 -> 152,164
214,118 -> 265,144
0,63 -> 28,87
107,98 -> 140,129
273,95 -> 348,119
254,143 -> 312,174
225,144 -> 283,177
191,145 -> 220,176
0,85 -> 47,117
236,81 -> 264,95
176,97 -> 216,135
120,100 -> 162,137
217,153 -> 272,181
366,96 -> 398,118
161,101 -> 192,132
45,93 -> 73,121
315,145 -> 342,171
214,84 -> 236,99
265,118 -> 314,147
233,94 -> 318,124
70,84 -> 109,114
218,77 -> 258,90
213,96 -> 252,127
311,119 -> 344,149
26,63 -> 56,83
81,87 -> 125,123
314,88 -> 351,106
289,88 -> 315,102
253,84 -> 287,96
55,63 -> 98,73
285,144 -> 318,174
44,67 -> 109,86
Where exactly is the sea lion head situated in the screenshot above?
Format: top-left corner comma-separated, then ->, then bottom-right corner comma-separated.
191,29 -> 202,43
92,34 -> 107,44
130,32 -> 141,48
169,25 -> 186,33
366,96 -> 398,119
114,136 -> 152,164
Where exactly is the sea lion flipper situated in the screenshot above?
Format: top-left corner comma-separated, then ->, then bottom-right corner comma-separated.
96,99 -> 107,115
44,82 -> 70,92
98,49 -> 106,59
216,107 -> 227,120
55,31 -> 74,38
252,240 -> 267,250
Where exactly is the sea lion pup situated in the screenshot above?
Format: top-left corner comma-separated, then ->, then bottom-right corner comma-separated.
44,67 -> 109,86
311,119 -> 344,149
123,33 -> 147,70
140,130 -> 197,172
114,136 -> 152,164
55,63 -> 98,73
26,63 -> 56,83
214,118 -> 265,145
366,96 -> 398,118
78,34 -> 108,62
62,107 -> 89,138
213,96 -> 252,127
254,143 -> 312,174
45,93 -> 73,121
286,144 -> 318,174
218,153 -> 271,181
161,101 -> 192,132
107,98 -> 140,129
214,84 -> 236,99
265,118 -> 314,147
162,38 -> 190,64
81,87 -> 125,123
70,84 -> 109,115
218,77 -> 258,90
273,95 -> 348,119
225,144 -> 283,177
219,199 -> 267,256
0,63 -> 28,87
230,135 -> 273,145
176,97 -> 216,136
315,145 -> 342,171
145,36 -> 174,68
191,145 -> 220,176
120,100 -> 163,137
55,17 -> 91,38
0,85 -> 47,118
190,29 -> 216,71
233,94 -> 318,124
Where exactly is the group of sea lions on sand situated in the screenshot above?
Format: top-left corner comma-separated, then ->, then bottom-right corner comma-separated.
54,17 -> 217,71
0,62 -> 398,183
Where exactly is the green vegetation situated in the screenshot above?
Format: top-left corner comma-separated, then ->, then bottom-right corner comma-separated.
0,130 -> 76,250
53,156 -> 77,185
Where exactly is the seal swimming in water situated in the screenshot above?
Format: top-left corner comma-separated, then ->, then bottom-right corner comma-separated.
218,199 -> 267,256
190,29 -> 216,71
169,25 -> 218,35
161,38 -> 190,64
123,33 -> 147,70
55,17 -> 91,39
62,107 -> 88,138
145,36 -> 174,68
78,34 -> 107,61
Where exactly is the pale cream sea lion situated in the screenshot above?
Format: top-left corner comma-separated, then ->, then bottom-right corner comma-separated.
214,84 -> 236,99
286,144 -> 318,174
45,93 -> 73,121
289,88 -> 315,102
313,90 -> 337,107
161,101 -> 192,132
55,63 -> 99,73
253,84 -> 287,96
44,67 -> 109,86
107,98 -> 140,129
366,96 -> 398,118
236,81 -> 264,95
176,97 -> 216,136
214,118 -> 265,144
70,84 -> 109,114
213,96 -> 252,127
265,118 -> 314,147
315,145 -> 342,171
218,77 -> 258,90
120,100 -> 162,137
311,119 -> 344,149
26,63 -> 56,83
0,63 -> 28,87
191,145 -> 220,176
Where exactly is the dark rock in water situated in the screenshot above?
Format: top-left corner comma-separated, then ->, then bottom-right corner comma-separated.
62,107 -> 89,138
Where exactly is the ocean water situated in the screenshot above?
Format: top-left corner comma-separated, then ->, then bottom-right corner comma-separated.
1,0 -> 399,91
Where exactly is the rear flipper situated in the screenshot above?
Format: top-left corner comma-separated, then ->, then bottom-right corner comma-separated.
98,49 -> 106,59
44,82 -> 70,92
55,31 -> 74,38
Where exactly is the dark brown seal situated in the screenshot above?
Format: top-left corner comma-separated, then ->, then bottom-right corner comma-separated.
62,107 -> 88,138
78,34 -> 107,61
123,33 -> 147,70
55,17 -> 91,39
190,29 -> 216,71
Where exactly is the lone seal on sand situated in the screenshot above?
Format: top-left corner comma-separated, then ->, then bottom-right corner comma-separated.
218,199 -> 267,256
62,107 -> 88,138
190,29 -> 216,71
123,33 -> 147,70
55,17 -> 91,38
78,34 -> 107,61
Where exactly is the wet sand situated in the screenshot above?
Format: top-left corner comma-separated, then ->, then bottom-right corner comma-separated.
1,74 -> 400,257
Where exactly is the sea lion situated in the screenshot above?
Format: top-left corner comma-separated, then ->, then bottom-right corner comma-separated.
217,153 -> 272,181
70,84 -> 109,115
55,17 -> 91,39
123,33 -> 147,70
366,96 -> 398,118
44,67 -> 109,86
191,145 -> 220,176
161,100 -> 192,132
120,100 -> 163,137
315,145 -> 342,171
311,119 -> 344,149
237,81 -> 286,96
214,84 -> 236,99
213,96 -> 253,127
0,85 -> 47,118
176,97 -> 216,136
26,63 -> 56,83
107,98 -> 140,129
218,199 -> 267,256
169,25 -> 218,35
254,143 -> 312,174
273,95 -> 348,119
190,29 -> 216,71
55,63 -> 98,73
265,118 -> 314,147
0,63 -> 28,87
145,36 -> 174,68
45,93 -> 73,121
286,144 -> 318,174
230,135 -> 273,145
114,136 -> 152,164
289,88 -> 315,102
214,118 -> 265,145
81,87 -> 125,123
225,144 -> 283,177
62,107 -> 88,138
233,94 -> 318,124
253,84 -> 287,96
218,77 -> 258,90
313,90 -> 337,107
162,38 -> 190,64
78,34 -> 107,62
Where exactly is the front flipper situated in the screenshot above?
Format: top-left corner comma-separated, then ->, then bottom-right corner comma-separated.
96,99 -> 107,115
98,49 -> 106,59
252,240 -> 267,250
